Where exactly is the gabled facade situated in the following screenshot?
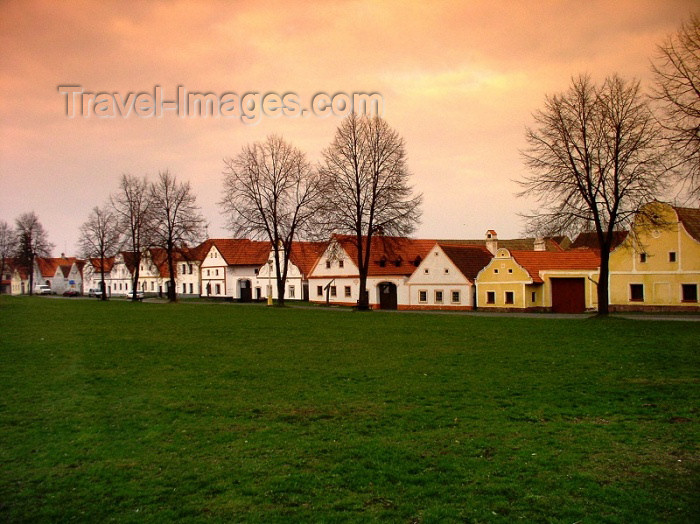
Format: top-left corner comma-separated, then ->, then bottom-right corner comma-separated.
34,256 -> 83,294
83,257 -> 115,293
609,203 -> 700,311
476,248 -> 600,313
308,235 -> 435,309
200,239 -> 270,299
405,243 -> 493,310
252,241 -> 328,301
1,258 -> 29,295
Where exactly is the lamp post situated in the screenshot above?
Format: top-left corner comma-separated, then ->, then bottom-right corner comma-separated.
267,259 -> 273,306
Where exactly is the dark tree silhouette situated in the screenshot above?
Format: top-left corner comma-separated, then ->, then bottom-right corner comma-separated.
78,205 -> 122,301
14,212 -> 53,295
318,114 -> 422,310
150,170 -> 206,302
651,14 -> 700,200
220,135 -> 323,306
520,74 -> 668,315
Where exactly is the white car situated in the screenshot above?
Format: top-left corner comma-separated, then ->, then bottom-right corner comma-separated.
35,284 -> 52,295
88,288 -> 104,298
122,290 -> 145,300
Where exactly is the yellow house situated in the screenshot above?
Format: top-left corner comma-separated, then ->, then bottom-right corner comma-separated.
475,248 -> 600,313
609,203 -> 700,312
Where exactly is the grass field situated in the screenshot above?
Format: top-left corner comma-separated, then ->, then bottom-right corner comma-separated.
0,296 -> 698,522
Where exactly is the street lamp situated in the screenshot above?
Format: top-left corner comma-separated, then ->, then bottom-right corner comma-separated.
267,259 -> 273,306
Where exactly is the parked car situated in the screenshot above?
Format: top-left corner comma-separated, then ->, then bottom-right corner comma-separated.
87,288 -> 103,298
35,284 -> 52,295
62,290 -> 80,297
122,290 -> 145,301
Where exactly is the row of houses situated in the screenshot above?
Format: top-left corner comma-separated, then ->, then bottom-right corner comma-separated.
2,203 -> 699,312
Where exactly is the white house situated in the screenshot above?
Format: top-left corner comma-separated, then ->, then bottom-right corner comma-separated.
200,239 -> 270,300
252,241 -> 328,301
83,257 -> 115,294
405,242 -> 493,310
308,235 -> 435,309
34,256 -> 84,294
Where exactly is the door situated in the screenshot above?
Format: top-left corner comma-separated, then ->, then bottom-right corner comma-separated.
551,278 -> 586,313
378,282 -> 397,310
239,279 -> 252,302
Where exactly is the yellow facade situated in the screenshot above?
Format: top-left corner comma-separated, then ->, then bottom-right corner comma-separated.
609,203 -> 700,310
476,248 -> 599,311
476,249 -> 535,308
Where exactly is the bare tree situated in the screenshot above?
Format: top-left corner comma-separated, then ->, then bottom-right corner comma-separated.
14,212 -> 54,295
318,114 -> 422,310
651,15 -> 700,200
0,221 -> 16,294
111,174 -> 153,301
150,170 -> 206,302
520,74 -> 668,315
220,135 -> 323,306
78,205 -> 121,301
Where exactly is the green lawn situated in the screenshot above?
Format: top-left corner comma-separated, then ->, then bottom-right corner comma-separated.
0,297 -> 698,522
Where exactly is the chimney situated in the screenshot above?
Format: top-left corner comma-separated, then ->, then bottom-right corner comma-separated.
60,252 -> 65,259
534,237 -> 546,251
485,230 -> 498,255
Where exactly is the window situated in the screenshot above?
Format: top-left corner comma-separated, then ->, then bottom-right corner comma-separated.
444,268 -> 449,274
339,260 -> 344,268
451,291 -> 460,303
486,291 -> 495,304
508,269 -> 513,274
182,264 -> 186,273
317,285 -> 323,296
424,269 -> 429,274
494,268 -> 499,274
435,290 -> 443,303
206,269 -> 210,276
640,253 -> 647,263
289,286 -> 295,298
189,283 -> 193,294
630,284 -> 644,302
151,281 -> 155,291
419,290 -> 427,303
505,291 -> 514,304
189,264 -> 193,274
682,284 -> 697,302
254,268 -> 259,275
182,283 -> 186,294
344,286 -> 351,297
325,260 -> 331,269
669,252 -> 677,263
330,286 -> 337,297
215,269 -> 219,276
531,291 -> 536,302
215,284 -> 221,295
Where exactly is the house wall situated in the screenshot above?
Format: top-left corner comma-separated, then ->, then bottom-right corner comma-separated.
609,204 -> 700,311
252,254 -> 304,300
476,250 -> 532,309
406,245 -> 474,309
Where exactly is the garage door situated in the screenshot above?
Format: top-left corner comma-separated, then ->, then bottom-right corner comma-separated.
551,278 -> 586,313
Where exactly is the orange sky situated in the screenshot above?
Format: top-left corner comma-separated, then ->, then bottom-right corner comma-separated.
0,0 -> 697,254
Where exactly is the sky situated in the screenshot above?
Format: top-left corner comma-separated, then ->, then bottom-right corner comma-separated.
1,0 -> 697,256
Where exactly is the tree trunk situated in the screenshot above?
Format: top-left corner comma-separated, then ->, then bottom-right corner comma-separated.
28,254 -> 34,295
167,244 -> 177,302
357,272 -> 370,310
131,252 -> 141,301
100,261 -> 107,301
597,252 -> 610,316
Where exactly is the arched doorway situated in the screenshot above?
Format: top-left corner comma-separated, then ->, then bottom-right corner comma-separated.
239,279 -> 252,302
378,282 -> 397,310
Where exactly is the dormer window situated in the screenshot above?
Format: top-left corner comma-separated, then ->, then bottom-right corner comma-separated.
413,256 -> 422,266
394,258 -> 402,267
378,257 -> 387,268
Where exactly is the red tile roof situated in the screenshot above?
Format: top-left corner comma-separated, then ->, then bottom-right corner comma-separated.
208,239 -> 272,266
439,237 -> 565,252
510,249 -> 600,283
1,257 -> 29,280
438,243 -> 494,282
289,241 -> 328,276
89,257 -> 115,272
676,206 -> 700,242
35,257 -> 79,278
569,231 -> 628,251
334,234 -> 435,276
